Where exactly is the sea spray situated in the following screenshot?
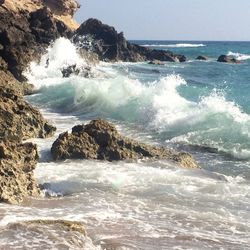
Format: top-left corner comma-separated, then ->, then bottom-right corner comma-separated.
26,38 -> 250,159
227,51 -> 250,61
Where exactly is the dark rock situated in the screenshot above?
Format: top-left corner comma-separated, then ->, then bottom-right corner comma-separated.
196,55 -> 208,61
74,18 -> 186,63
217,55 -> 240,63
51,119 -> 199,169
0,5 -> 71,81
61,64 -> 80,78
0,141 -> 40,204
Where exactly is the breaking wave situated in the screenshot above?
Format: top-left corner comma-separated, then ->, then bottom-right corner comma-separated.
26,38 -> 250,159
227,51 -> 250,61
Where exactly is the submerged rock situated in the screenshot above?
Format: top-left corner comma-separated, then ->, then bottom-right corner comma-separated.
0,141 -> 40,204
51,119 -> 199,169
73,18 -> 186,63
196,55 -> 208,61
0,220 -> 94,249
217,55 -> 240,63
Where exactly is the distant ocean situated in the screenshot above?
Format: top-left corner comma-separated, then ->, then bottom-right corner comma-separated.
1,39 -> 250,249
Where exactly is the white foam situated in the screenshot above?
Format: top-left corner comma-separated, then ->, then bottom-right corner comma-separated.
142,43 -> 206,48
227,51 -> 250,61
25,38 -> 250,159
24,37 -> 89,89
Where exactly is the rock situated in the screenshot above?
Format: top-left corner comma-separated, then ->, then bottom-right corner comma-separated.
0,220 -> 95,249
0,141 -> 40,204
61,64 -> 80,77
0,4 -> 72,81
44,0 -> 80,16
0,86 -> 56,141
148,49 -> 186,62
196,55 -> 208,61
217,55 -> 240,63
73,18 -> 186,63
51,119 -> 199,169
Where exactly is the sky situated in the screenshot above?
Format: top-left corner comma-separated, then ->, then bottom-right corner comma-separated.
75,0 -> 250,41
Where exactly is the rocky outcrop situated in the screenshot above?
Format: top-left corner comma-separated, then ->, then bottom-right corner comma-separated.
0,5 -> 72,81
51,119 -> 199,169
217,55 -> 240,63
0,141 -> 40,204
44,0 -> 80,16
1,0 -> 79,30
73,18 -> 186,63
196,55 -> 208,61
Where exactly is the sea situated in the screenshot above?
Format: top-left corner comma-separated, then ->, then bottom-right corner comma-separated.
0,39 -> 250,249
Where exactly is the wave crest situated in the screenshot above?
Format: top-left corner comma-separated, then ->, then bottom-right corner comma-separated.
227,51 -> 250,61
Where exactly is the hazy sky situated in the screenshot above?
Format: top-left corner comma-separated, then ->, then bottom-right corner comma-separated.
75,0 -> 250,41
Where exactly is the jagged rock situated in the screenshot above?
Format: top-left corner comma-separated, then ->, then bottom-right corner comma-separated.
0,4 -> 72,81
51,119 -> 199,169
196,55 -> 208,61
0,86 -> 56,141
217,55 -> 240,63
74,18 -> 186,63
0,141 -> 40,204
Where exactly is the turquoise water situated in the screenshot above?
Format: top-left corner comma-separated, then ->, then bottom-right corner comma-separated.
3,38 -> 248,249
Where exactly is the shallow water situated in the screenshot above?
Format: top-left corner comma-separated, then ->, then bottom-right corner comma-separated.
1,38 -> 250,249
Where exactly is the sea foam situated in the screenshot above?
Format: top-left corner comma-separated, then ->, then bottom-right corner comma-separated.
26,38 -> 250,159
142,43 -> 206,48
227,51 -> 250,61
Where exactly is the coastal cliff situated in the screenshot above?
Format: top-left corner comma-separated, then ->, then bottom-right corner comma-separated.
0,0 -> 197,204
0,0 -> 79,204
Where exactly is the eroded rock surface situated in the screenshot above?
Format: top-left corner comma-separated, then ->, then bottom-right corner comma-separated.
51,119 -> 199,169
74,18 -> 187,63
0,141 -> 40,204
0,86 -> 56,141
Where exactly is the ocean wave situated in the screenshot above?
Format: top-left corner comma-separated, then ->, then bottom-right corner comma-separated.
142,43 -> 206,48
26,38 -> 250,159
227,51 -> 250,61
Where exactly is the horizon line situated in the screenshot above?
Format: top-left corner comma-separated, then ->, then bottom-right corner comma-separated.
128,39 -> 250,42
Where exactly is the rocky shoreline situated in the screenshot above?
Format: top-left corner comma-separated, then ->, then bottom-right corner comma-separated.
0,0 -> 241,205
0,0 -> 201,206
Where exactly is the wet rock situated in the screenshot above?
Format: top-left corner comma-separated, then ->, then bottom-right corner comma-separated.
0,220 -> 94,249
61,64 -> 80,78
0,141 -> 40,204
196,55 -> 208,61
51,119 -> 199,169
74,18 -> 186,63
0,4 -> 72,81
217,55 -> 240,63
0,86 -> 56,141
